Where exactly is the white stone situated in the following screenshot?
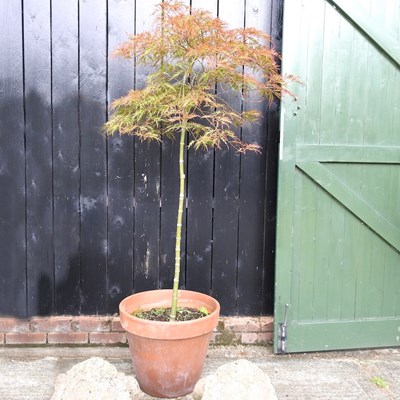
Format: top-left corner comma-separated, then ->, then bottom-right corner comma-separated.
192,359 -> 277,400
51,357 -> 140,400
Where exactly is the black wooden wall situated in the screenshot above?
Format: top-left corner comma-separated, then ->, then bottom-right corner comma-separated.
0,0 -> 283,318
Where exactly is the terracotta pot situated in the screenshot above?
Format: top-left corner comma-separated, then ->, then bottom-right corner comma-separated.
119,289 -> 220,398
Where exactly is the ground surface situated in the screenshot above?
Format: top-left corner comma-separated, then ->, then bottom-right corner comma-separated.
0,345 -> 399,399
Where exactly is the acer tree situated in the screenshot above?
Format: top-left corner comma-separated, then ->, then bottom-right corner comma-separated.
104,0 -> 290,320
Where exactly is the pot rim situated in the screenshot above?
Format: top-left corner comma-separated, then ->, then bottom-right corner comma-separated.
119,289 -> 220,339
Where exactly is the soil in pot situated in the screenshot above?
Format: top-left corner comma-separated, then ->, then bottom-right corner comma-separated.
133,307 -> 208,322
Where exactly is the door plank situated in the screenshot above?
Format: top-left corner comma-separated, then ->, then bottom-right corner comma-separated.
287,318 -> 400,353
296,145 -> 400,163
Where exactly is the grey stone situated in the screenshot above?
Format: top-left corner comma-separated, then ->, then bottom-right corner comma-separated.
51,357 -> 140,400
192,359 -> 277,400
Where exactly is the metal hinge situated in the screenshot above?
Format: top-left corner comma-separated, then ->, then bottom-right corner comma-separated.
278,304 -> 289,354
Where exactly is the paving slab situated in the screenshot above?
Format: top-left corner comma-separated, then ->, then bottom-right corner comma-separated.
0,345 -> 399,399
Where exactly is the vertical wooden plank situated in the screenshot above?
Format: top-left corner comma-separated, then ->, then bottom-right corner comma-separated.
367,224 -> 385,318
311,188 -> 331,320
134,140 -> 160,292
363,7 -> 388,146
0,1 -> 26,317
391,18 -> 400,317
79,0 -> 108,313
384,0 -> 400,39
344,7 -> 367,148
315,3 -> 351,321
330,165 -> 362,321
383,6 -> 400,317
325,190 -> 346,320
133,0 -> 161,292
319,2 -> 340,143
383,0 -> 400,222
185,0 -> 217,295
52,0 -> 81,315
363,0 -> 398,320
289,170 -> 303,321
304,0 -> 332,320
236,0 -> 270,314
382,246 -> 400,317
160,140 -> 184,289
395,100 -> 400,318
159,0 -> 191,291
262,0 -> 284,314
274,0 -> 303,347
350,173 -> 391,317
352,0 -> 379,320
324,5 -> 366,322
288,0 -> 309,147
309,1 -> 331,321
321,4 -> 346,321
303,0 -> 326,146
296,173 -> 317,321
133,147 -> 160,293
211,0 -> 244,314
337,6 -> 366,321
24,0 -> 53,316
107,0 -> 135,313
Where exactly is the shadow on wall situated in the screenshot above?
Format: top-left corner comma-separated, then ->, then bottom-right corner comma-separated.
34,88 -> 110,317
24,89 -> 83,318
22,91 -> 101,317
2,89 -> 137,318
0,88 -> 27,319
37,252 -> 82,317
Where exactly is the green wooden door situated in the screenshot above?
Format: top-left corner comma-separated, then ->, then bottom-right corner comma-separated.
274,0 -> 400,353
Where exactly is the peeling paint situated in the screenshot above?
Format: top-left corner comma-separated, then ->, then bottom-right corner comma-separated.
81,196 -> 97,211
108,285 -> 122,299
113,215 -> 124,227
144,243 -> 151,277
